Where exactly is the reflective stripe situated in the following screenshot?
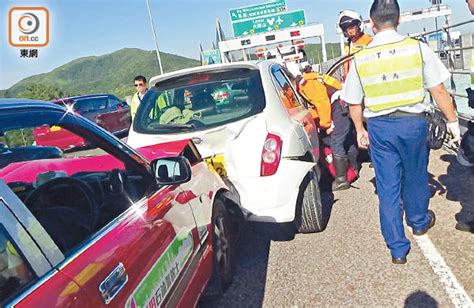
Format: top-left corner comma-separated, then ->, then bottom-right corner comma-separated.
356,50 -> 422,78
359,68 -> 421,86
363,90 -> 424,112
364,76 -> 424,98
355,42 -> 420,64
355,37 -> 424,112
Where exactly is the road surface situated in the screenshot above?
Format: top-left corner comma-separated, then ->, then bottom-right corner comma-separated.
202,149 -> 474,307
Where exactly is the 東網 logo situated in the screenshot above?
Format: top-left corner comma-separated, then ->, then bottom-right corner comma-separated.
9,7 -> 49,47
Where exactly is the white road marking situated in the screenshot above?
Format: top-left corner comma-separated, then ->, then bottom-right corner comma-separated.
413,234 -> 473,308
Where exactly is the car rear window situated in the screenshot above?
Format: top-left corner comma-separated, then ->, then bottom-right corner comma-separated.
133,68 -> 266,134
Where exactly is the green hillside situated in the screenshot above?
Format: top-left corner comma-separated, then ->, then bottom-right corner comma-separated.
305,42 -> 342,64
3,48 -> 200,99
1,44 -> 342,100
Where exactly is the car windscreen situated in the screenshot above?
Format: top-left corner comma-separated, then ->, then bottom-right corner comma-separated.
133,68 -> 266,134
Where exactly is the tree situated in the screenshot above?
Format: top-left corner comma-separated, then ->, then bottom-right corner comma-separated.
4,129 -> 35,147
4,84 -> 69,147
16,84 -> 68,101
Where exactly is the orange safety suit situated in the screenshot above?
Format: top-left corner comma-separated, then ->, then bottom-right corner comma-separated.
298,72 -> 342,129
343,33 -> 373,79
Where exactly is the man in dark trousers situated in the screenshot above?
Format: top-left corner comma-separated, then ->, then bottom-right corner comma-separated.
342,0 -> 460,264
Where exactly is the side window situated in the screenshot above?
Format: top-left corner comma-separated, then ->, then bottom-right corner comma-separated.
0,226 -> 35,304
91,98 -> 108,111
108,97 -> 122,108
3,124 -> 150,257
272,68 -> 301,109
75,100 -> 94,113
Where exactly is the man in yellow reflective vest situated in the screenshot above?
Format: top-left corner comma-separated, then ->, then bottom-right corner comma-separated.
130,75 -> 148,120
342,0 -> 460,264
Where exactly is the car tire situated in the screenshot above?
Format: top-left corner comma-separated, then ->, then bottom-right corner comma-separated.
294,168 -> 327,233
209,198 -> 236,294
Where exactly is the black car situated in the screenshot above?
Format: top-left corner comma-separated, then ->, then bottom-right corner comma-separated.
0,136 -> 63,169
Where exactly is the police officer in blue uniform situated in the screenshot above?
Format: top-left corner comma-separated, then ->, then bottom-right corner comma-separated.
342,0 -> 460,264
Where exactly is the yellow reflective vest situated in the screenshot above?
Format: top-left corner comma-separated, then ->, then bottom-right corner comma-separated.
130,92 -> 141,120
354,37 -> 424,112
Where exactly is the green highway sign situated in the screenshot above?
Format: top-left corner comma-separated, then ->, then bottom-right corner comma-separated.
232,10 -> 306,37
229,0 -> 286,22
201,49 -> 221,65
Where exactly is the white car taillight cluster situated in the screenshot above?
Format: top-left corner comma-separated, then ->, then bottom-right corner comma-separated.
260,133 -> 282,176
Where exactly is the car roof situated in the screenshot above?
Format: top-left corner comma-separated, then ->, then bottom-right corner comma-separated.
52,94 -> 114,103
0,98 -> 66,112
149,60 -> 273,86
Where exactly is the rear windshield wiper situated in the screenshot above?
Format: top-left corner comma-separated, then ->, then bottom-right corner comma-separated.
148,123 -> 194,130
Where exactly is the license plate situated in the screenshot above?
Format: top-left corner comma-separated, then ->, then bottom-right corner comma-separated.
50,126 -> 61,132
205,155 -> 226,177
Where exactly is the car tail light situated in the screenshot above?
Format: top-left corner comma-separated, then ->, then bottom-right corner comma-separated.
260,133 -> 282,176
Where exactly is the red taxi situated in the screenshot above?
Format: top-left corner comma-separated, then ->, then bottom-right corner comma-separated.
34,94 -> 131,150
0,99 -> 239,307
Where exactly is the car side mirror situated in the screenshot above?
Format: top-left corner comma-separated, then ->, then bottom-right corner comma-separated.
152,156 -> 192,185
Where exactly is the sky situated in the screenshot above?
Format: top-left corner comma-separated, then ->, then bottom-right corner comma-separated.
0,0 -> 471,90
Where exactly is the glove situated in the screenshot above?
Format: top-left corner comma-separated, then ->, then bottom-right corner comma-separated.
446,120 -> 461,144
326,121 -> 335,135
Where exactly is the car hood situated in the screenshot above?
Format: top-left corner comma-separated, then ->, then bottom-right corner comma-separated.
134,139 -> 196,161
128,114 -> 265,158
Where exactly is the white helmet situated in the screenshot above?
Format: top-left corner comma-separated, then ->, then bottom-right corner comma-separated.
337,10 -> 363,33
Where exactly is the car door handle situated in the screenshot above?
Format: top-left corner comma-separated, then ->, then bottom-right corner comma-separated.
99,263 -> 128,305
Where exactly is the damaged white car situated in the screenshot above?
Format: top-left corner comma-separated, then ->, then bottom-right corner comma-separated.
127,61 -> 327,233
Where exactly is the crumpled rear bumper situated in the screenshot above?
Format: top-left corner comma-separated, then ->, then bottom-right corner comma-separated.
228,159 -> 315,223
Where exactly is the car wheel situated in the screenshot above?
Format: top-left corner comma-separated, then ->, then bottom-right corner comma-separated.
295,167 -> 327,233
209,198 -> 236,294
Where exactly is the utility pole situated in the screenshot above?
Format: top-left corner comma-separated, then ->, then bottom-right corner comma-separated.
146,0 -> 164,75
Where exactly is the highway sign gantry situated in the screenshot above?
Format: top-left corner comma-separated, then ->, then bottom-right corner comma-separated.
229,0 -> 286,22
232,10 -> 306,37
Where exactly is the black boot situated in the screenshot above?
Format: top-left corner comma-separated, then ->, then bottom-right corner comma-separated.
347,148 -> 360,178
332,154 -> 350,191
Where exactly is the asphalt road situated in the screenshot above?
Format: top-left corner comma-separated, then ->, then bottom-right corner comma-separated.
201,149 -> 474,307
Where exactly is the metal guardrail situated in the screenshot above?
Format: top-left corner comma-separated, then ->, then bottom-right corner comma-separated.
417,18 -> 473,120
416,20 -> 474,36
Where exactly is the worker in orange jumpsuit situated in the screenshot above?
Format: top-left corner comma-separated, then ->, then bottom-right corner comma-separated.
298,66 -> 358,190
297,67 -> 334,131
